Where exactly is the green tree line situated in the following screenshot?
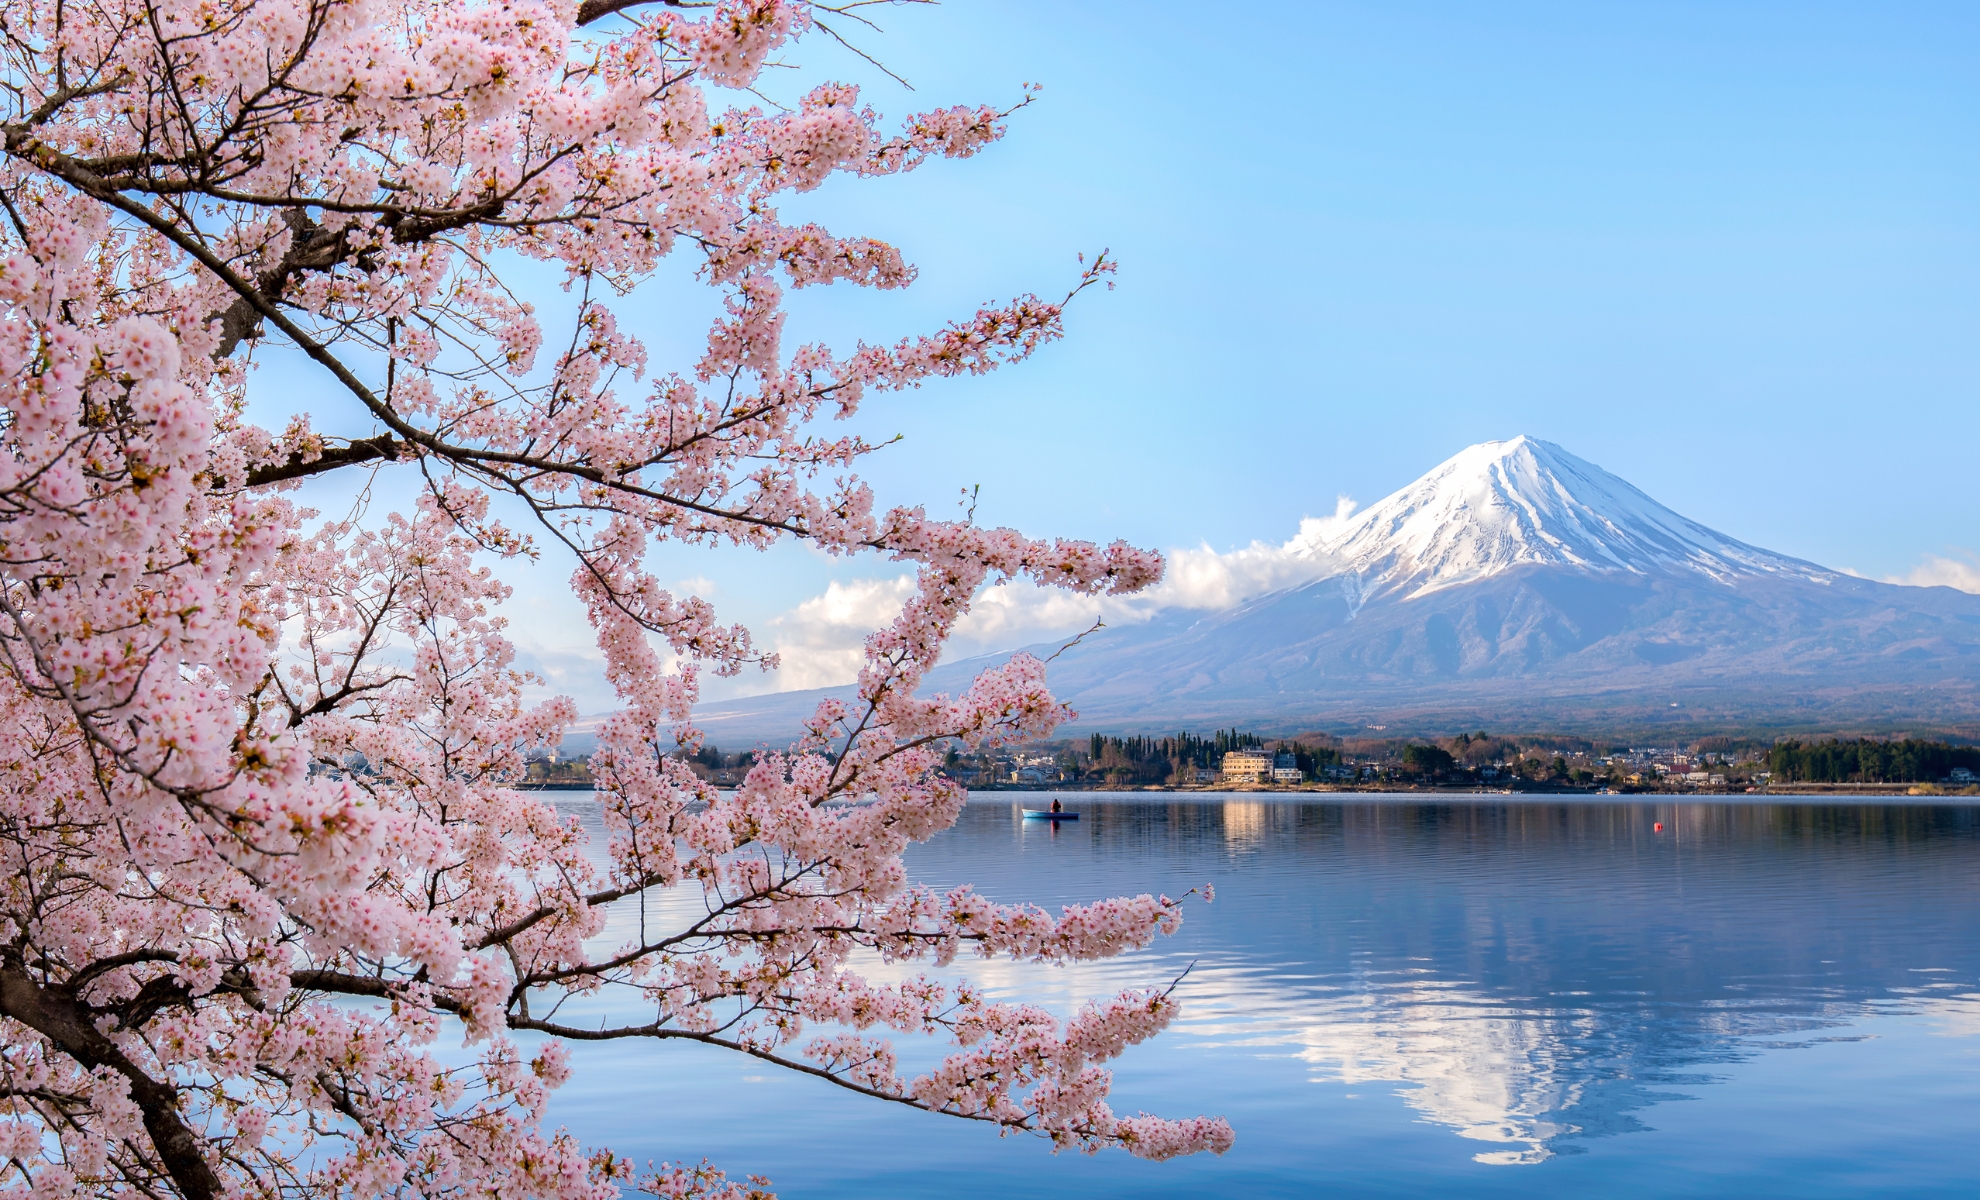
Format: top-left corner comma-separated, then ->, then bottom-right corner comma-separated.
1087,729 -> 1262,772
1081,730 -> 1343,784
1766,739 -> 1980,783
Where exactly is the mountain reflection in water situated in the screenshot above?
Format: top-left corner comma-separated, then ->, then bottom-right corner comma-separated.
546,796 -> 1980,1198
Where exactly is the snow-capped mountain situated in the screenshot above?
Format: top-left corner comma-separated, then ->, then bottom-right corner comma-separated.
699,439 -> 1980,741
1294,436 -> 1829,601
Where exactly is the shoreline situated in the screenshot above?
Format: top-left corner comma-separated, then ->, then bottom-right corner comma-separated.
970,789 -> 1980,805
520,782 -> 1980,802
956,781 -> 1980,798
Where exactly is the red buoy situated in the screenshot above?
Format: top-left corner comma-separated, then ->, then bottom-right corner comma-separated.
1654,822 -> 1664,832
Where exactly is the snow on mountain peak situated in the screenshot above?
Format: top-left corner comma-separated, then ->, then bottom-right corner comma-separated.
1292,436 -> 1827,600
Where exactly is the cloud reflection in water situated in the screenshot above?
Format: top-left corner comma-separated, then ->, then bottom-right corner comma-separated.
906,797 -> 1980,1165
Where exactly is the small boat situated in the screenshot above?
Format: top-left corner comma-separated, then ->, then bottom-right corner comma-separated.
1022,809 -> 1079,821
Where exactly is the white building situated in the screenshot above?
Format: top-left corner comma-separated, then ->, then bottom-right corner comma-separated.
1222,749 -> 1273,784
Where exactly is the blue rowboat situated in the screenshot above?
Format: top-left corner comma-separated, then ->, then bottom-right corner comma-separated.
1022,809 -> 1079,820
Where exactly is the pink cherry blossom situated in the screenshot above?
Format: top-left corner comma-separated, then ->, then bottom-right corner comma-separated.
0,3 -> 1229,1197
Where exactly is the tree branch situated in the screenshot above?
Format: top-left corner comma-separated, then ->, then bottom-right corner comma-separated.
0,959 -> 223,1200
244,434 -> 408,487
575,0 -> 700,27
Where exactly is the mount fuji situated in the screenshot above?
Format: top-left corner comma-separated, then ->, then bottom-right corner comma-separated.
1279,436 -> 1832,602
701,438 -> 1980,740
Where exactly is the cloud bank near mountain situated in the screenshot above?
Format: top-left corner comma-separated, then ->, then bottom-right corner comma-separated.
1887,553 -> 1980,594
745,495 -> 1367,698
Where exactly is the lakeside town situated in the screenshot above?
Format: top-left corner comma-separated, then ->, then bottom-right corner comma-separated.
522,732 -> 1980,796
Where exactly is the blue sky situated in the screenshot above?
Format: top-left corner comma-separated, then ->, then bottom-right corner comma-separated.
780,0 -> 1976,561
259,1 -> 1980,710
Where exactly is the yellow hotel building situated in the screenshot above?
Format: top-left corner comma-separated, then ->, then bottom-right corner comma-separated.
1221,749 -> 1275,784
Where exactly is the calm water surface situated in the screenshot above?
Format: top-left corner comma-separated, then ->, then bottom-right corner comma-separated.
545,795 -> 1980,1198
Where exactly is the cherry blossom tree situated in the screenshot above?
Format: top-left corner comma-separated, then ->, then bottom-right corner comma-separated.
0,1 -> 1233,1196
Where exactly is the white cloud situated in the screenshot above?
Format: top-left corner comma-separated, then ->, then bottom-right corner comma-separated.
1885,552 -> 1980,594
1155,495 -> 1360,609
762,576 -> 918,691
741,497 -> 1367,692
952,579 -> 1113,646
954,494 -> 1362,646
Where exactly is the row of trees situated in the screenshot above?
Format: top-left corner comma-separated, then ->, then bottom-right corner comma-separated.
1399,744 -> 1457,774
1766,739 -> 1980,783
1084,730 -> 1251,776
1085,733 -> 1236,786
1078,731 -> 1350,785
851,731 -> 1980,794
1085,728 -> 1261,769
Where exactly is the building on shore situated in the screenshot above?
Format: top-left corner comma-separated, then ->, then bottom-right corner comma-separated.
1222,748 -> 1273,784
1271,751 -> 1302,784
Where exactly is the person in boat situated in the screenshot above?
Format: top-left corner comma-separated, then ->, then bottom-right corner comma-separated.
1049,798 -> 1063,813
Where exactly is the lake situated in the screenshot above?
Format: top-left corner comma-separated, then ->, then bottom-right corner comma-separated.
544,794 -> 1980,1198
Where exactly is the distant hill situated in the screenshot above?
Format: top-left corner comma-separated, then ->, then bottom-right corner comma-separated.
694,437 -> 1980,745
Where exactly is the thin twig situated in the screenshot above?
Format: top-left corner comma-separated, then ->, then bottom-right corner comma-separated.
1045,618 -> 1105,663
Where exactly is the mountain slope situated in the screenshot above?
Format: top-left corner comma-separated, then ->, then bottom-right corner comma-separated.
698,438 -> 1980,742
